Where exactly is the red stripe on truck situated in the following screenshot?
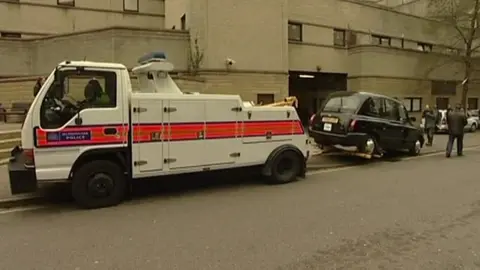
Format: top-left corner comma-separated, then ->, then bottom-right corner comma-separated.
34,120 -> 304,147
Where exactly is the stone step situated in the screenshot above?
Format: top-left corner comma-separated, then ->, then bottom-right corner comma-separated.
0,149 -> 10,161
0,130 -> 21,141
0,138 -> 20,150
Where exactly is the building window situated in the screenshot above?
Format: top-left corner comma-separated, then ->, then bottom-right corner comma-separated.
257,94 -> 274,105
468,98 -> 478,110
400,38 -> 404,48
124,0 -> 139,12
57,0 -> 74,6
0,32 -> 21,38
431,80 -> 457,96
346,31 -> 357,46
403,97 -> 422,112
333,29 -> 346,47
446,47 -> 459,55
288,22 -> 302,41
418,42 -> 432,52
372,35 -> 391,46
180,14 -> 186,30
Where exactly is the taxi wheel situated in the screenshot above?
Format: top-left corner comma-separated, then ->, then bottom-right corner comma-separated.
359,135 -> 378,155
471,123 -> 477,132
71,160 -> 127,209
408,138 -> 422,156
267,150 -> 302,184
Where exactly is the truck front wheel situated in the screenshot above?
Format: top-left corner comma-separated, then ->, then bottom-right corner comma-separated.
71,160 -> 127,209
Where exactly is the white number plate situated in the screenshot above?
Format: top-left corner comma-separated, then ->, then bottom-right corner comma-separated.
323,123 -> 332,131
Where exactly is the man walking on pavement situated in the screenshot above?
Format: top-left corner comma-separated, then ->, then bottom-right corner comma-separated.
446,103 -> 468,157
422,104 -> 436,146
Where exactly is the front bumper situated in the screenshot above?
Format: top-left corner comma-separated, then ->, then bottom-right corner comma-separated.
8,147 -> 37,194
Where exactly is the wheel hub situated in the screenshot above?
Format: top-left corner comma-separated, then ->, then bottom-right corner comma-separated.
87,173 -> 114,198
364,138 -> 375,154
415,140 -> 421,153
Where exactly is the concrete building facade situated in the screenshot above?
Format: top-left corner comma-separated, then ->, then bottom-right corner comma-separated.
0,0 -> 478,120
0,0 -> 165,37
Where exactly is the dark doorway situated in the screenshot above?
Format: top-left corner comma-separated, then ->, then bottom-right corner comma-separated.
436,97 -> 449,110
289,71 -> 347,125
257,93 -> 274,105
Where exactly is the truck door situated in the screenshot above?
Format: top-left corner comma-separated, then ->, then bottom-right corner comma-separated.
164,99 -> 208,169
204,99 -> 242,165
132,99 -> 165,174
33,68 -> 127,181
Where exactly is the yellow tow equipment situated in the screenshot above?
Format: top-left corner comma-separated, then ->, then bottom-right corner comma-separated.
260,96 -> 298,108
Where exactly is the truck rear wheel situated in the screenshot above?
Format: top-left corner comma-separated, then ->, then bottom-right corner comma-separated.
266,150 -> 302,184
71,160 -> 127,209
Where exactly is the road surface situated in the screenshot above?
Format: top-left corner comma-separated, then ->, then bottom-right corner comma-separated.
1,150 -> 480,269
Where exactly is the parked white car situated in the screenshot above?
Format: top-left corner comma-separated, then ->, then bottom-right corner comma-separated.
420,109 -> 477,133
468,109 -> 480,126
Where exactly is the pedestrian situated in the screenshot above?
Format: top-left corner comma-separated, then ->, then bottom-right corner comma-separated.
33,76 -> 45,97
433,105 -> 439,122
422,104 -> 436,146
446,103 -> 468,157
447,104 -> 453,113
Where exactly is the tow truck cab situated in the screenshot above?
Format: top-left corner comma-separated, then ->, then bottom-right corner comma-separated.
9,52 -> 309,209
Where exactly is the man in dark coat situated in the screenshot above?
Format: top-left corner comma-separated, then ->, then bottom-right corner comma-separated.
422,104 -> 436,146
446,103 -> 468,157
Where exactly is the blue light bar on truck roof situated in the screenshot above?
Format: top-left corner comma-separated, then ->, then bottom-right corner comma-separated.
137,52 -> 167,65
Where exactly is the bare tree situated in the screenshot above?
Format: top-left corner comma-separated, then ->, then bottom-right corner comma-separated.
187,35 -> 204,76
427,0 -> 480,108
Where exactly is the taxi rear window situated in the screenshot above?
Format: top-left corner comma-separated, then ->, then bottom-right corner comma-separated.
322,95 -> 361,113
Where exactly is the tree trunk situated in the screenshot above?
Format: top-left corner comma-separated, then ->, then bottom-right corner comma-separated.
462,80 -> 468,110
462,61 -> 472,110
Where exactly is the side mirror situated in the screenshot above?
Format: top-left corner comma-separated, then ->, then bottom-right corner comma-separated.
409,116 -> 416,122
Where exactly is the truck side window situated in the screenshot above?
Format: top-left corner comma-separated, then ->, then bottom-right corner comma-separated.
40,70 -> 117,129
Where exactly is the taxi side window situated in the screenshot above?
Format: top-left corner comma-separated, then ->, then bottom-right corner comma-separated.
359,97 -> 382,117
382,99 -> 400,121
398,104 -> 408,121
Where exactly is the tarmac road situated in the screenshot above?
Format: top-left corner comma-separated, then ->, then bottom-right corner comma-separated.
1,150 -> 480,269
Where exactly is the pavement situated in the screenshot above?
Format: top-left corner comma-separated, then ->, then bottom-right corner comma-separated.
1,142 -> 480,269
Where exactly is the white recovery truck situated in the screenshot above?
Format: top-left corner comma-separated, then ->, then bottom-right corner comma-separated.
8,52 -> 309,209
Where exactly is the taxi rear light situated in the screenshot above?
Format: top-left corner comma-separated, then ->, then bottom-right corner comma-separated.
309,114 -> 316,126
24,148 -> 35,167
349,119 -> 357,131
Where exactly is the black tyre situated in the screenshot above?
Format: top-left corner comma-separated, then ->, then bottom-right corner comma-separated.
71,160 -> 127,209
408,138 -> 422,156
266,150 -> 302,184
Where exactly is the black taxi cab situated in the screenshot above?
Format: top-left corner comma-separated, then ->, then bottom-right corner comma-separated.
309,91 -> 424,157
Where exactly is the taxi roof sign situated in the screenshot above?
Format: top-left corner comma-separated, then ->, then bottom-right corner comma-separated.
137,52 -> 167,65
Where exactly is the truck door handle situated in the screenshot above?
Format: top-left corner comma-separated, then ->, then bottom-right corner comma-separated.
104,128 -> 117,135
